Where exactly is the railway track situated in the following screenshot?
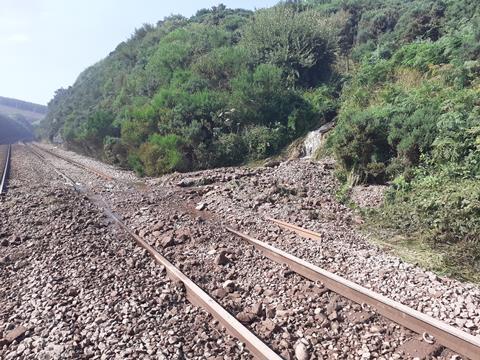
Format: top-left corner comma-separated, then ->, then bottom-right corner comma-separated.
25,144 -> 280,360
228,224 -> 480,360
25,144 -> 480,359
0,144 -> 11,195
31,143 -> 113,181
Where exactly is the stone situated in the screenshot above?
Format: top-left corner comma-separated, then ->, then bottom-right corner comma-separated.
264,159 -> 281,168
212,288 -> 228,299
236,312 -> 256,324
0,325 -> 28,346
261,319 -> 278,332
265,306 -> 276,319
398,339 -> 442,359
195,203 -> 206,211
294,341 -> 309,360
175,228 -> 191,242
168,336 -> 179,344
0,255 -> 11,265
347,311 -> 374,324
251,302 -> 263,316
215,251 -> 229,266
253,284 -> 263,294
160,234 -> 175,248
369,325 -> 384,333
222,280 -> 235,292
328,311 -> 338,321
465,320 -> 476,329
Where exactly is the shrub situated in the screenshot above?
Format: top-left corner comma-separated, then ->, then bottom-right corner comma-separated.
377,175 -> 480,276
215,133 -> 247,165
192,46 -> 249,89
138,134 -> 187,176
241,5 -> 336,86
243,125 -> 286,160
329,107 -> 392,183
392,41 -> 449,71
128,153 -> 144,176
76,111 -> 119,153
103,136 -> 128,166
230,64 -> 297,129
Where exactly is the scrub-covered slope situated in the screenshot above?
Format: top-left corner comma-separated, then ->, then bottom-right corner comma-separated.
39,1 -> 480,276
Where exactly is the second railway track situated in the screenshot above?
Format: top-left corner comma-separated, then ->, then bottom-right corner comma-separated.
0,144 -> 11,195
24,143 -> 480,359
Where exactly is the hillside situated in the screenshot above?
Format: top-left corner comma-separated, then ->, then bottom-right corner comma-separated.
0,96 -> 47,124
39,0 -> 480,278
0,96 -> 44,143
0,114 -> 34,143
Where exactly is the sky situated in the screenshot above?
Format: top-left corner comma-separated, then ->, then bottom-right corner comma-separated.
0,0 -> 278,105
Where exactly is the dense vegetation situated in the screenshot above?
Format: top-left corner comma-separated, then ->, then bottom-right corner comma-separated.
40,3 -> 340,174
321,0 -> 480,279
40,0 -> 480,278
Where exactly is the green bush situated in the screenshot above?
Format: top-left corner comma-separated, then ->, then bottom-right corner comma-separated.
214,133 -> 247,166
377,175 -> 480,276
392,41 -> 449,71
329,107 -> 391,183
192,46 -> 249,89
241,5 -> 336,86
103,136 -> 128,166
128,153 -> 145,177
243,125 -> 286,160
138,134 -> 187,176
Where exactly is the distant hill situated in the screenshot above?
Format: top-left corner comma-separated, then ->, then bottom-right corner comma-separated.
0,97 -> 43,143
0,113 -> 34,144
0,96 -> 47,124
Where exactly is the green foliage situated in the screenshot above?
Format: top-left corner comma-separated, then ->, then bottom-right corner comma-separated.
39,0 -> 480,276
241,5 -> 337,86
231,64 -> 297,127
391,40 -> 449,71
214,133 -> 247,165
138,134 -> 187,176
329,107 -> 391,183
243,125 -> 286,160
376,175 -> 480,277
192,46 -> 249,89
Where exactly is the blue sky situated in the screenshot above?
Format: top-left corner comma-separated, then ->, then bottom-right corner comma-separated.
0,0 -> 278,105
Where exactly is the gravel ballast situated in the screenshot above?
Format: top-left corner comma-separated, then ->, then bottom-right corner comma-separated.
0,145 -> 252,359
18,144 -> 477,358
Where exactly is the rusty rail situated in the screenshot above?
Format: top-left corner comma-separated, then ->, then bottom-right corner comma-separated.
0,144 -> 11,195
227,225 -> 480,360
25,144 -> 282,360
267,217 -> 322,240
111,216 -> 282,360
31,143 -> 113,181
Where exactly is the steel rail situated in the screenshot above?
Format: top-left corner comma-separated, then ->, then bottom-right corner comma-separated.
227,226 -> 480,360
24,145 -> 281,360
31,143 -> 113,181
111,216 -> 282,360
267,217 -> 322,240
26,145 -> 77,185
0,144 -> 11,195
